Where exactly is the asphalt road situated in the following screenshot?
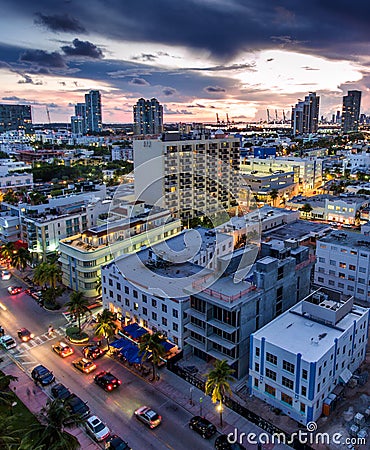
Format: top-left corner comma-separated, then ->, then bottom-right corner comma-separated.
0,276 -> 217,450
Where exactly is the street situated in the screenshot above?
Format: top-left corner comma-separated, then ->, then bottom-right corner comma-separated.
0,276 -> 216,450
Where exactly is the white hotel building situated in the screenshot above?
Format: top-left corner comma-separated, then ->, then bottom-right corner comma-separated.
249,291 -> 369,424
314,231 -> 370,303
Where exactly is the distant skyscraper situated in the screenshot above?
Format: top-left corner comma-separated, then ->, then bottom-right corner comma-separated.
75,102 -> 86,134
71,116 -> 84,136
133,98 -> 163,135
0,104 -> 32,133
291,92 -> 320,135
342,90 -> 361,133
85,90 -> 102,133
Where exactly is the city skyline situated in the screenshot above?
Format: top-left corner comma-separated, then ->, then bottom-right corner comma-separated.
0,1 -> 369,123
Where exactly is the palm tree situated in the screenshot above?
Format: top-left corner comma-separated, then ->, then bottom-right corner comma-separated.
33,262 -> 49,288
205,359 -> 235,427
45,263 -> 62,289
138,332 -> 166,382
95,275 -> 102,297
0,415 -> 21,449
11,247 -> 31,272
300,202 -> 313,219
94,309 -> 116,350
3,190 -> 19,205
269,189 -> 279,207
0,242 -> 15,267
20,398 -> 82,450
65,291 -> 90,334
0,372 -> 18,407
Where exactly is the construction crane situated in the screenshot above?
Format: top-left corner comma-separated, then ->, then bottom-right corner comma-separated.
275,110 -> 278,122
46,106 -> 51,126
283,110 -> 286,123
216,113 -> 220,124
267,109 -> 270,123
226,113 -> 230,126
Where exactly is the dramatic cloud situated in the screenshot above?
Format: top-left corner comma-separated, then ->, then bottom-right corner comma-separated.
132,53 -> 158,62
34,13 -> 86,33
61,39 -> 103,59
17,74 -> 43,85
162,87 -> 177,96
19,49 -> 66,68
163,105 -> 192,115
204,86 -> 226,93
129,77 -> 150,86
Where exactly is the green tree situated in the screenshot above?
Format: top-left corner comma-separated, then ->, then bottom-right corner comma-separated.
33,262 -> 61,289
0,415 -> 21,449
11,247 -> 31,272
2,190 -> 19,204
0,242 -> 15,266
205,360 -> 235,427
94,309 -> 116,350
0,372 -> 18,407
20,398 -> 82,450
65,291 -> 90,334
300,202 -> 313,219
138,332 -> 166,382
269,189 -> 279,207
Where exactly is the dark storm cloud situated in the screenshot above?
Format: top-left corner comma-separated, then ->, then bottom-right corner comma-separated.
61,39 -> 103,59
34,13 -> 86,33
204,86 -> 226,93
19,49 -> 66,68
132,53 -> 158,62
17,74 -> 43,85
162,87 -> 177,96
129,77 -> 150,86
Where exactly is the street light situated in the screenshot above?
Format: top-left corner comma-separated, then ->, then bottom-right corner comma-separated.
216,402 -> 223,427
189,387 -> 195,406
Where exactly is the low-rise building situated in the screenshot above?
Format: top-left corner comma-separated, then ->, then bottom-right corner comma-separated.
249,291 -> 369,424
60,204 -> 182,297
314,230 -> 370,302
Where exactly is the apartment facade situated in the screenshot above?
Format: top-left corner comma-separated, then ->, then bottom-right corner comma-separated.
85,90 -> 102,133
134,135 -> 240,219
0,104 -> 32,133
60,206 -> 182,297
314,231 -> 370,302
342,90 -> 362,133
249,292 -> 369,424
133,98 -> 163,135
291,92 -> 320,135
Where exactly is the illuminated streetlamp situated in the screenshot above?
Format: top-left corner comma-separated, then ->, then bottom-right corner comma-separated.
216,402 -> 224,427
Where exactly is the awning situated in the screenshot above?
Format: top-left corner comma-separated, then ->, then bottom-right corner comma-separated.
123,323 -> 148,340
110,338 -> 128,349
161,341 -> 175,352
339,368 -> 352,384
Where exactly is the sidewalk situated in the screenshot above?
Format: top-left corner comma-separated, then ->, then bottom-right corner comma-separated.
3,360 -> 100,450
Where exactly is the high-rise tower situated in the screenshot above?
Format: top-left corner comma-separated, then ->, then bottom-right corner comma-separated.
85,90 -> 102,133
291,92 -> 320,135
342,90 -> 361,133
133,98 -> 163,135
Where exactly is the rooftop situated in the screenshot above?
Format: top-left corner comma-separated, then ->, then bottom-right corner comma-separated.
264,219 -> 331,242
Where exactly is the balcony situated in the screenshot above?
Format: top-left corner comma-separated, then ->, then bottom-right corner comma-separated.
186,337 -> 206,352
185,322 -> 206,336
207,318 -> 238,333
207,333 -> 237,350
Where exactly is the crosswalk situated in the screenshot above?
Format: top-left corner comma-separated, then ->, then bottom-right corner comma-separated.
8,326 -> 67,354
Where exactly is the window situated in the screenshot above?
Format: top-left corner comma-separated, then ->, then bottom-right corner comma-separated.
265,368 -> 277,381
152,299 -> 157,308
330,260 -> 336,266
152,312 -> 157,321
133,290 -> 138,298
359,267 -> 366,273
349,264 -> 356,271
162,304 -> 167,313
318,257 -> 325,263
265,384 -> 276,397
162,317 -> 167,326
116,282 -> 121,290
266,352 -> 277,365
173,323 -> 178,332
281,392 -> 292,406
142,294 -> 147,303
283,360 -> 295,373
109,279 -> 113,286
134,302 -> 138,311
300,402 -> 306,413
317,382 -> 320,392
282,376 -> 294,390
254,378 -> 259,388
125,298 -> 130,306
318,277 -> 324,283
302,369 -> 308,380
255,362 -> 260,372
329,280 -> 334,286
339,262 -> 346,268
109,290 -> 113,298
359,278 -> 365,284
143,307 -> 147,316
301,386 -> 307,396
124,286 -> 129,294
255,347 -> 260,357
173,309 -> 178,318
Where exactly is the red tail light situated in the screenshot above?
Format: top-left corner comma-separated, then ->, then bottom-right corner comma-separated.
107,385 -> 112,391
118,380 -> 121,385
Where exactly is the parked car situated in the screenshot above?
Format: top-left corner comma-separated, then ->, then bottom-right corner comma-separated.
82,345 -> 106,360
0,334 -> 16,350
94,371 -> 121,392
215,434 -> 246,449
65,394 -> 90,418
8,286 -> 22,295
105,434 -> 131,449
31,365 -> 55,386
51,383 -> 72,400
52,341 -> 74,358
189,416 -> 216,439
1,270 -> 11,280
85,415 -> 110,441
72,357 -> 97,374
17,328 -> 34,342
134,406 -> 162,429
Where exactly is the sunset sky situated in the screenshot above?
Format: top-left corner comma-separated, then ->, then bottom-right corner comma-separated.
0,1 -> 369,124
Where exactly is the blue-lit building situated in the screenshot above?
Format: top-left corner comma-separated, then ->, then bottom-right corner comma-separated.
253,147 -> 276,159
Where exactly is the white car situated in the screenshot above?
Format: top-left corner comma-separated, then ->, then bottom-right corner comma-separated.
1,270 -> 11,280
85,415 -> 110,442
0,334 -> 17,350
